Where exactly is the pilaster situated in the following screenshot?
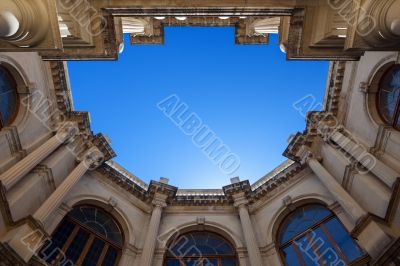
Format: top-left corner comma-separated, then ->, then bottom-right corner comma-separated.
139,180 -> 177,266
224,181 -> 263,266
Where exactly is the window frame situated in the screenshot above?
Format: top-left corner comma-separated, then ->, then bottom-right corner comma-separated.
376,64 -> 400,131
0,65 -> 19,130
164,231 -> 238,266
42,205 -> 123,266
277,205 -> 369,266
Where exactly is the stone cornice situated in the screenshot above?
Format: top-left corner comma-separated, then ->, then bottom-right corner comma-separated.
148,180 -> 178,204
283,111 -> 338,162
252,162 -> 304,200
323,61 -> 346,116
49,61 -> 73,114
129,16 -> 272,45
223,180 -> 253,204
96,161 -> 306,207
97,163 -> 149,202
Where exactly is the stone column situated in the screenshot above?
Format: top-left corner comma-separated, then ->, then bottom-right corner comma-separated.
329,131 -> 399,188
0,122 -> 79,191
298,147 -> 367,223
33,147 -> 103,225
0,0 -> 50,47
139,195 -> 167,266
233,194 -> 263,266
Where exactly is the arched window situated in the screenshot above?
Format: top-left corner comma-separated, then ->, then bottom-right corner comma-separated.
165,231 -> 237,266
39,205 -> 123,266
278,204 -> 365,266
377,64 -> 400,130
0,65 -> 18,129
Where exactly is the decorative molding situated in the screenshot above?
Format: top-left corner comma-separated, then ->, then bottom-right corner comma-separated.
129,16 -> 271,46
342,161 -> 358,191
324,61 -> 347,116
32,164 -> 56,193
2,126 -> 25,160
370,124 -> 392,159
0,243 -> 29,266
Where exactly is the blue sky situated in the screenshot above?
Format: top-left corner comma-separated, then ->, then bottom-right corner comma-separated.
68,27 -> 328,188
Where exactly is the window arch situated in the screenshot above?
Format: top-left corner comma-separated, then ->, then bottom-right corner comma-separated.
377,64 -> 400,130
39,205 -> 123,266
278,204 -> 365,266
0,65 -> 18,130
165,231 -> 238,266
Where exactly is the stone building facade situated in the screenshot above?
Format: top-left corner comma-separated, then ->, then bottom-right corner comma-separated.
0,0 -> 399,265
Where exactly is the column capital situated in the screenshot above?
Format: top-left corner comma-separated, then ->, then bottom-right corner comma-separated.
223,180 -> 252,205
55,121 -> 79,143
233,194 -> 249,208
147,180 -> 177,207
78,147 -> 104,170
295,145 -> 321,165
152,196 -> 168,208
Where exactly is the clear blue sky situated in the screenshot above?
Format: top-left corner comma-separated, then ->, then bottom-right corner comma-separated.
68,27 -> 328,188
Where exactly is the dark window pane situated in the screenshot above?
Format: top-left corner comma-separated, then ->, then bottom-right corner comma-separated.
102,246 -> 118,266
282,245 -> 302,266
82,238 -> 105,266
324,218 -> 364,262
64,229 -> 90,263
221,258 -> 236,266
0,66 -> 17,127
204,258 -> 218,266
378,65 -> 400,126
166,232 -> 237,265
216,243 -> 235,255
311,227 -> 345,265
293,235 -> 319,266
279,205 -> 332,243
168,232 -> 235,257
39,219 -> 75,263
184,258 -> 201,266
69,206 -> 123,246
166,259 -> 181,266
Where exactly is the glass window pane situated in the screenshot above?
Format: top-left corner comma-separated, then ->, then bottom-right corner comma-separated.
280,205 -> 332,243
166,259 -> 181,266
102,246 -> 119,266
379,65 -> 400,125
203,258 -> 218,266
39,219 -> 75,263
293,235 -> 318,266
168,232 -> 235,257
166,232 -> 237,265
221,258 -> 236,266
64,229 -> 90,263
69,206 -> 123,246
312,227 -> 345,265
0,66 -> 17,126
324,218 -> 364,262
282,245 -> 302,266
82,238 -> 105,266
184,258 -> 201,266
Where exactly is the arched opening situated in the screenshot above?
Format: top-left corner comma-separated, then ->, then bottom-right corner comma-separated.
376,64 -> 400,130
165,231 -> 238,266
0,64 -> 18,130
277,204 -> 365,265
39,205 -> 124,266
